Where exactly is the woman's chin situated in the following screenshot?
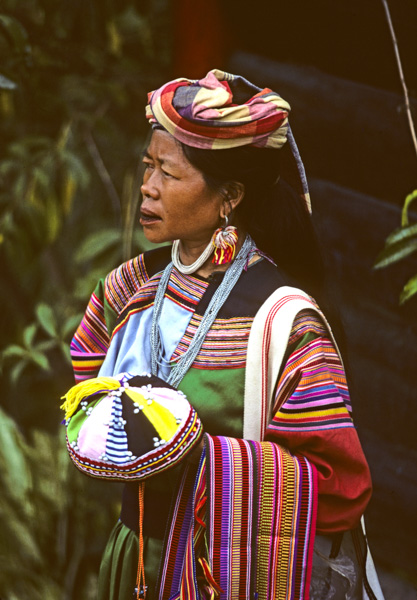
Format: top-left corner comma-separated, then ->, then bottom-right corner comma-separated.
142,226 -> 172,245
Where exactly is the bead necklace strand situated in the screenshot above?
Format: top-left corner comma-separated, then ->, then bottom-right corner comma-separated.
150,234 -> 255,388
171,238 -> 214,274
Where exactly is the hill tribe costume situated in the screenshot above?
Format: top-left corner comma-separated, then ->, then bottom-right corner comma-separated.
63,71 -> 384,600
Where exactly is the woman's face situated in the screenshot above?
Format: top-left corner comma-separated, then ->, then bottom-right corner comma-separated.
140,129 -> 223,245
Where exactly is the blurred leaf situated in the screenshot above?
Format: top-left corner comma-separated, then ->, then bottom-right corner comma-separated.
374,238 -> 417,268
2,344 -> 26,359
60,341 -> 72,363
60,150 -> 90,188
30,351 -> 50,371
10,358 -> 29,385
25,176 -> 41,208
0,14 -> 31,57
45,194 -> 62,243
0,73 -> 16,89
386,222 -> 417,245
401,189 -> 417,227
400,273 -> 417,304
0,158 -> 16,176
62,172 -> 77,215
74,267 -> 108,301
0,407 -> 32,501
32,166 -> 50,190
56,122 -> 72,151
36,303 -> 58,337
75,228 -> 121,263
36,340 -> 58,352
61,313 -> 83,339
23,323 -> 37,348
107,20 -> 122,57
4,513 -> 41,564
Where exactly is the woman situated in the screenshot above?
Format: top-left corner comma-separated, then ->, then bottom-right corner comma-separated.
65,70 -> 382,600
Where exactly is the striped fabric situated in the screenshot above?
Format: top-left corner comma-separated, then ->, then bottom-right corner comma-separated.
167,269 -> 209,310
71,256 -> 349,391
146,69 -> 290,151
71,257 -> 354,435
157,434 -> 317,600
69,252 -> 373,591
71,291 -> 110,381
104,395 -> 130,464
71,255 -> 151,382
113,271 -> 209,340
172,314 -> 252,369
270,337 -> 353,433
105,254 -> 148,313
287,309 -> 327,346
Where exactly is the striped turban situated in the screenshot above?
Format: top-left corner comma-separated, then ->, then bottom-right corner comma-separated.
146,69 -> 311,212
146,69 -> 290,150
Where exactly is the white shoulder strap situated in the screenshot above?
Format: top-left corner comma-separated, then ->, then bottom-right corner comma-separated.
243,285 -> 341,441
243,286 -> 385,600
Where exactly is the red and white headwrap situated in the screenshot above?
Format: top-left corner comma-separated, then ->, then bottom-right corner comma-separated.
146,69 -> 311,212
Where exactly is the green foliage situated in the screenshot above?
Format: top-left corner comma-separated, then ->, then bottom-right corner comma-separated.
0,1 -> 170,597
0,0 -> 171,389
401,188 -> 417,226
375,189 -> 417,303
0,406 -> 121,600
1,303 -> 82,385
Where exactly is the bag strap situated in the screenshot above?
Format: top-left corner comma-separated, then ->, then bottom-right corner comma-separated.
243,286 -> 386,600
243,286 -> 341,441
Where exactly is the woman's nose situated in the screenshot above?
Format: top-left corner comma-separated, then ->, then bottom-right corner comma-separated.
141,172 -> 158,199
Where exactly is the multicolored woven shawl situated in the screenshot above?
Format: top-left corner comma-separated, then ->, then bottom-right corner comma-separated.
157,435 -> 317,600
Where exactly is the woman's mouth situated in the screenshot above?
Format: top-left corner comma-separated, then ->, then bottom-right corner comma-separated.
139,210 -> 161,226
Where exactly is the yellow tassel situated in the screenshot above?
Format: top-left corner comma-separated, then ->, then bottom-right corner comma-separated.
60,377 -> 121,420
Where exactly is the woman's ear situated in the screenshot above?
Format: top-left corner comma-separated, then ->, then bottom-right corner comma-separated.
220,182 -> 245,217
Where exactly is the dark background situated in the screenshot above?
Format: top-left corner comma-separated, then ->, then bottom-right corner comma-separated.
173,0 -> 417,590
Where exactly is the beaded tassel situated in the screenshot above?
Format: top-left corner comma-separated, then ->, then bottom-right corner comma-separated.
60,376 -> 121,420
212,226 -> 238,265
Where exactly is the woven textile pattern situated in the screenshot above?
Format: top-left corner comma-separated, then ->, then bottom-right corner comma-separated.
287,310 -> 328,346
171,314 -> 252,369
105,254 -> 149,314
113,271 -> 209,340
157,435 -> 317,600
71,291 -> 110,381
71,256 -> 352,389
270,337 -> 353,433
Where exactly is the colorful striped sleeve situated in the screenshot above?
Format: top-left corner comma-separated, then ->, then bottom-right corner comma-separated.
70,254 -> 149,382
266,310 -> 372,534
70,279 -> 114,382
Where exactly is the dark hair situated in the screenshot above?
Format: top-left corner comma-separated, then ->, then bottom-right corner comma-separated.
180,141 -> 353,377
180,142 -> 325,301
